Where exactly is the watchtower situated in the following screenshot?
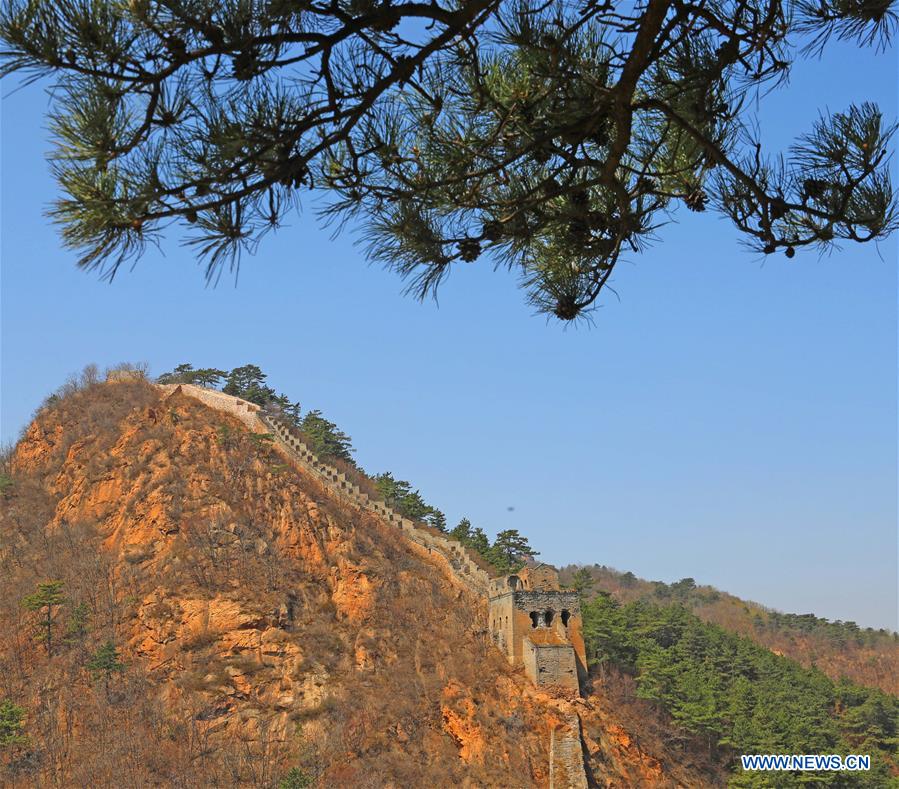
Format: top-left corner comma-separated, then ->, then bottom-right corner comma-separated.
487,564 -> 587,692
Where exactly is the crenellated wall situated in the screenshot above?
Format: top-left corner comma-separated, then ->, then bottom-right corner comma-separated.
260,409 -> 493,597
156,383 -> 492,597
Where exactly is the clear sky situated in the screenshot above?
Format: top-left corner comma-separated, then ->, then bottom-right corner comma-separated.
1,36 -> 896,630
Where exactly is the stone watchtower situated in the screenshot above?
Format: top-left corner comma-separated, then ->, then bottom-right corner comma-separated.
487,565 -> 587,692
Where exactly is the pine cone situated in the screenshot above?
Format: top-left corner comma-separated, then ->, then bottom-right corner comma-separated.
684,189 -> 707,212
458,238 -> 481,262
554,295 -> 580,321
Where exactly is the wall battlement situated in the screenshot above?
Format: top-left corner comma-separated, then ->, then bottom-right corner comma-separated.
156,384 -> 584,693
155,384 -> 491,597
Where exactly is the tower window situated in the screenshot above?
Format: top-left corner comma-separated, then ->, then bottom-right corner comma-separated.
561,609 -> 571,627
544,610 -> 554,626
529,611 -> 539,628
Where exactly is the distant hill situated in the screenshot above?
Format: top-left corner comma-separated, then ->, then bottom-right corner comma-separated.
560,564 -> 899,695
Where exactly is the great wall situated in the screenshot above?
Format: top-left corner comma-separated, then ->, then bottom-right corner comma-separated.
155,381 -> 590,787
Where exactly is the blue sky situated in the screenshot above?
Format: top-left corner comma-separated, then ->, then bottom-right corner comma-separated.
2,37 -> 896,629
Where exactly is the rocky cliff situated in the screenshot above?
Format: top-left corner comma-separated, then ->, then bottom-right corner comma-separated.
0,378 -> 723,787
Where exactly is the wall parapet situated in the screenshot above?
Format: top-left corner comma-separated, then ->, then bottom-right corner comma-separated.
155,383 -> 491,596
158,384 -> 262,431
259,408 -> 493,597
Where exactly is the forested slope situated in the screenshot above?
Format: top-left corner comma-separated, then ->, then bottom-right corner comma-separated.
560,565 -> 899,695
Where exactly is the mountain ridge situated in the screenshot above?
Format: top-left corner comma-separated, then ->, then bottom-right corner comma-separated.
1,374 -> 728,787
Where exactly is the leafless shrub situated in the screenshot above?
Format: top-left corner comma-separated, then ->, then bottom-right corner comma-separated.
182,628 -> 221,652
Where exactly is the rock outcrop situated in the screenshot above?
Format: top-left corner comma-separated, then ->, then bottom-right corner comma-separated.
0,377 -> 724,787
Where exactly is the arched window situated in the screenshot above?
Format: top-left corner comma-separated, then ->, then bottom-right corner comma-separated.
529,611 -> 539,628
544,610 -> 554,626
561,609 -> 571,627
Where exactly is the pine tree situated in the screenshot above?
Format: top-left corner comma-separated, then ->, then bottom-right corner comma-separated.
1,1 -> 894,320
223,364 -> 276,405
0,699 -> 26,748
22,580 -> 65,656
372,472 -> 445,527
488,529 -> 539,573
571,567 -> 595,600
157,363 -> 195,385
64,601 -> 90,646
302,410 -> 354,464
86,640 -> 125,699
450,518 -> 473,544
423,507 -> 447,532
192,368 -> 228,388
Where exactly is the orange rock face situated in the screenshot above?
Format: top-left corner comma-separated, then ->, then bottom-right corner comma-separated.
0,380 -> 720,787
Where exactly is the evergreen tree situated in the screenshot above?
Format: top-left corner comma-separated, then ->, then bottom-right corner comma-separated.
488,529 -> 539,573
0,699 -> 26,749
450,518 -> 473,544
468,527 -> 492,558
422,507 -> 447,532
269,392 -> 302,426
192,367 -> 227,388
279,767 -> 313,789
22,580 -> 65,656
86,640 -> 125,699
157,363 -> 195,385
64,601 -> 90,646
671,577 -> 698,599
1,1 -> 895,320
571,567 -> 595,600
158,363 -> 235,390
301,410 -> 354,464
372,472 -> 447,529
222,364 -> 274,405
579,597 -> 899,784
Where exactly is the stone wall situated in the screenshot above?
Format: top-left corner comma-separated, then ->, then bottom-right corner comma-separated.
158,384 -> 263,431
522,639 -> 579,690
155,382 -> 590,786
259,409 -> 493,597
488,592 -> 518,661
155,384 -> 491,597
488,586 -> 588,688
549,714 -> 589,789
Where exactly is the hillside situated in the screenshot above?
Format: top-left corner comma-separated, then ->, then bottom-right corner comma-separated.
558,566 -> 899,695
0,375 -> 724,787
